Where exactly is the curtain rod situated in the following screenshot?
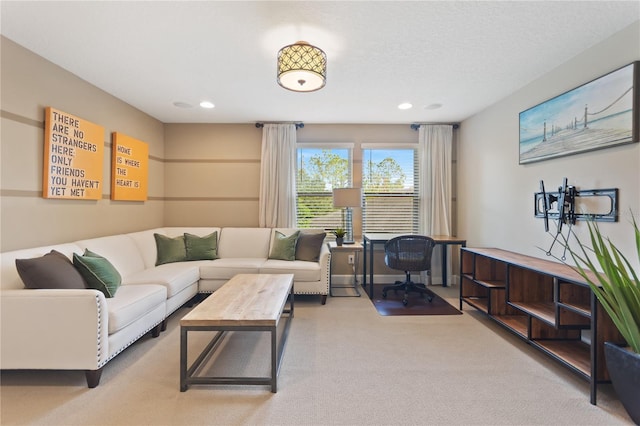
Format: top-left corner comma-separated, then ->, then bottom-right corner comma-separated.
255,122 -> 305,129
410,123 -> 459,130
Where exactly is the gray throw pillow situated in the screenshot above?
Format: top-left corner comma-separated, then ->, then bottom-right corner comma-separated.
184,232 -> 218,261
16,250 -> 87,290
154,233 -> 187,265
269,231 -> 300,261
73,249 -> 121,298
295,232 -> 326,261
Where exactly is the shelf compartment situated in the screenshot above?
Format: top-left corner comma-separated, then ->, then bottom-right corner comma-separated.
493,314 -> 528,338
508,265 -> 555,309
529,316 -> 581,340
461,274 -> 509,315
474,255 -> 506,286
558,281 -> 591,317
558,306 -> 591,328
461,250 -> 475,276
461,276 -> 487,298
462,296 -> 488,313
533,339 -> 591,378
508,301 -> 556,326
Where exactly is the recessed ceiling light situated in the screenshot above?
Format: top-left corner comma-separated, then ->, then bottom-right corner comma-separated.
398,103 -> 413,110
424,103 -> 442,110
173,101 -> 193,108
199,101 -> 215,109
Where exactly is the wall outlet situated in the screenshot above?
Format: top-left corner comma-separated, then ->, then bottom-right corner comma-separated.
347,254 -> 355,264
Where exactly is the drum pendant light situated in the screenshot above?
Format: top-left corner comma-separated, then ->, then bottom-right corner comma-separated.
277,41 -> 327,92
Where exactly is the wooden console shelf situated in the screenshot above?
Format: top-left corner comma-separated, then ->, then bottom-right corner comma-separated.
459,247 -> 623,405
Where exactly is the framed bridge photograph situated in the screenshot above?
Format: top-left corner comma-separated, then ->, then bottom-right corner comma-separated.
519,61 -> 639,164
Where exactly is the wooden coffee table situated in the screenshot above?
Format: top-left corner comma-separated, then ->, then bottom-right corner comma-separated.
179,273 -> 294,393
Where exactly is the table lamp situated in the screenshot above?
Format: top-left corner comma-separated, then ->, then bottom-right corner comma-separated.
332,188 -> 362,244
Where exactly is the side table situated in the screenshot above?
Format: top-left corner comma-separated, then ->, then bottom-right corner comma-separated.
327,241 -> 363,297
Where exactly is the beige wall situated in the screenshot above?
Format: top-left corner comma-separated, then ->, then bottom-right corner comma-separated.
458,21 -> 640,270
0,37 -> 165,251
162,124 -> 262,227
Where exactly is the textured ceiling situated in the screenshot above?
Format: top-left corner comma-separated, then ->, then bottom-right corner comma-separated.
1,1 -> 639,124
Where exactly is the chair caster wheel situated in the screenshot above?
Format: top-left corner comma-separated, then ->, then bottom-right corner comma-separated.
402,299 -> 408,306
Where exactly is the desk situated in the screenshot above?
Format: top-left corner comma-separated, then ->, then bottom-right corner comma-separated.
327,242 -> 363,297
362,233 -> 466,298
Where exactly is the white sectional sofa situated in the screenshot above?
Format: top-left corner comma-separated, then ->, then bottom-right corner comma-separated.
0,227 -> 329,387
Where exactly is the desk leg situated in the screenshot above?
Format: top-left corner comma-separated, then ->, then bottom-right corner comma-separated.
442,244 -> 448,287
369,241 -> 375,298
362,239 -> 367,292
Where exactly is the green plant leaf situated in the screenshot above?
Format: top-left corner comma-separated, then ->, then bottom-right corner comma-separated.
564,215 -> 640,353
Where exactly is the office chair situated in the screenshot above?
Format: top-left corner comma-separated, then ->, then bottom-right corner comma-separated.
382,235 -> 436,306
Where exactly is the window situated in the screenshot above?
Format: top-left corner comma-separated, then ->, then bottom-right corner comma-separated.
296,146 -> 352,231
362,146 -> 419,233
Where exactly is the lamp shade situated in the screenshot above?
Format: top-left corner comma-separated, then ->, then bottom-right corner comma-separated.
277,41 -> 326,92
333,188 -> 363,208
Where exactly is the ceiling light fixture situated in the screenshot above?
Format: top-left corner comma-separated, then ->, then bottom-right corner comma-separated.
199,101 -> 215,109
173,101 -> 193,108
398,103 -> 413,110
277,41 -> 327,92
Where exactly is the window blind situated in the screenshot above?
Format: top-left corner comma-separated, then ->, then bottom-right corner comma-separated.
363,147 -> 419,233
296,147 -> 352,231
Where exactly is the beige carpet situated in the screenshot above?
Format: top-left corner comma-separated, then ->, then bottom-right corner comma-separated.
0,286 -> 633,425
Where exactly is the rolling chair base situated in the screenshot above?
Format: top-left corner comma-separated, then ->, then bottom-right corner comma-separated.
381,281 -> 433,306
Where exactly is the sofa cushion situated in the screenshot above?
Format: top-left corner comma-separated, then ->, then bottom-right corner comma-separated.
269,231 -> 299,261
76,235 -> 146,278
154,233 -> 186,266
127,229 -> 166,270
295,232 -> 326,261
15,250 -> 87,290
199,258 -> 266,280
124,262 -> 200,297
218,228 -> 272,258
260,259 -> 322,282
185,232 -> 218,261
105,284 -> 166,334
73,250 -> 122,298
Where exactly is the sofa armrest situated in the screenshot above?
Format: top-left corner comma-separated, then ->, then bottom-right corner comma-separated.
0,289 -> 109,370
318,243 -> 331,290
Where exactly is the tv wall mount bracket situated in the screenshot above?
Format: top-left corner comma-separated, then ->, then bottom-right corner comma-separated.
536,178 -> 619,260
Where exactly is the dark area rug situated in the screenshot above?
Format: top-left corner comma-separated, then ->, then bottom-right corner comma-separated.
371,284 -> 462,316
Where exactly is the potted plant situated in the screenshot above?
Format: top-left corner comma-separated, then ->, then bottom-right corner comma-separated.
333,228 -> 347,246
564,216 -> 640,423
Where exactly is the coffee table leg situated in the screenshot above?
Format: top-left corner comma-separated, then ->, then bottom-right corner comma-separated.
271,326 -> 277,393
180,327 -> 188,391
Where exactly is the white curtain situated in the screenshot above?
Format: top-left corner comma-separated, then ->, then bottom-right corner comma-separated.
258,124 -> 297,228
418,124 -> 453,283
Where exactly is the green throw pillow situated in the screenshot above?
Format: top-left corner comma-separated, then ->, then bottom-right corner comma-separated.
184,232 -> 218,261
73,249 -> 121,298
154,233 -> 187,265
269,231 -> 300,261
